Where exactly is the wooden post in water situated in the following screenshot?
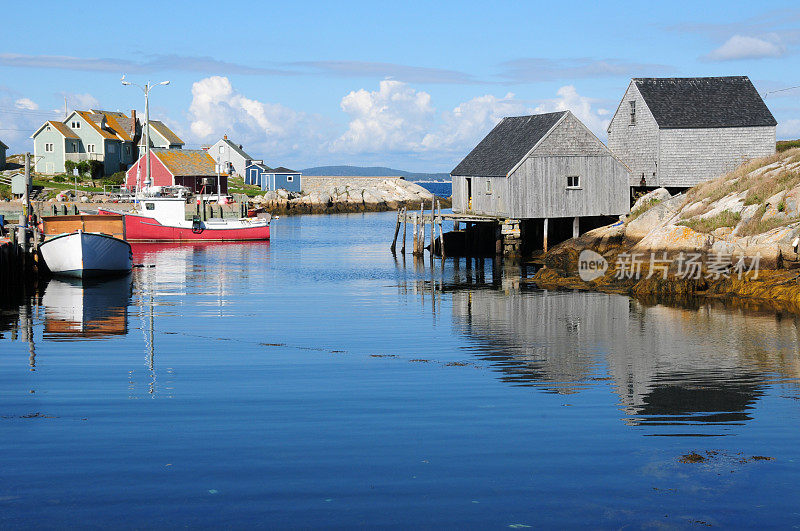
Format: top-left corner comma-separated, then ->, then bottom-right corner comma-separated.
400,207 -> 407,254
437,201 -> 445,259
390,208 -> 401,254
430,202 -> 435,258
419,209 -> 426,256
412,213 -> 419,256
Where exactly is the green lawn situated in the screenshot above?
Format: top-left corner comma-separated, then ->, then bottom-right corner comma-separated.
33,179 -> 105,193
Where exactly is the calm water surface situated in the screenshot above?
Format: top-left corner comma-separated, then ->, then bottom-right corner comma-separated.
1,212 -> 799,528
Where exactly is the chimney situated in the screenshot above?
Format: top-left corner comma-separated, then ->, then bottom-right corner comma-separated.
224,134 -> 228,140
130,109 -> 137,138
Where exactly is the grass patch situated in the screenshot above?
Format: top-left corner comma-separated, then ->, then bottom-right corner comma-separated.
777,140 -> 800,152
737,203 -> 800,236
628,197 -> 662,221
227,176 -> 269,198
687,151 -> 789,205
742,168 -> 800,205
32,179 -> 104,193
677,210 -> 741,233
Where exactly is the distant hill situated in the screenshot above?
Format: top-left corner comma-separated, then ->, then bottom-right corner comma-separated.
301,165 -> 450,181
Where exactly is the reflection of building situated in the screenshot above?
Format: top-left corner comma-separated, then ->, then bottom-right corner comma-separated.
448,281 -> 800,426
42,276 -> 131,340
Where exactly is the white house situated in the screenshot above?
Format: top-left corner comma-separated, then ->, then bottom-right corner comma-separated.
607,76 -> 777,189
206,135 -> 254,177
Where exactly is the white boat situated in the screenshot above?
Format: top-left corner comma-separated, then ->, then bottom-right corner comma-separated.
40,230 -> 132,278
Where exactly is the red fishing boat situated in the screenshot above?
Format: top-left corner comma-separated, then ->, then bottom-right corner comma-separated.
99,196 -> 269,242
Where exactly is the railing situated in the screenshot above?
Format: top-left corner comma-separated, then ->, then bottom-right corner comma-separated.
64,152 -> 104,163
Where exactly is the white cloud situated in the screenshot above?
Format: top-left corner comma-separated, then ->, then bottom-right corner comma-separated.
421,93 -> 532,153
14,97 -> 38,110
534,85 -> 610,139
64,92 -> 100,110
705,34 -> 786,61
778,119 -> 800,138
331,80 -> 435,154
188,76 -> 328,158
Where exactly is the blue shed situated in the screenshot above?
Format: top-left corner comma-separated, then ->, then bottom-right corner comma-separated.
245,161 -> 302,193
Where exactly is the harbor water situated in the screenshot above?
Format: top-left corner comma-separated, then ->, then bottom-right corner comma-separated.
1,211 -> 799,528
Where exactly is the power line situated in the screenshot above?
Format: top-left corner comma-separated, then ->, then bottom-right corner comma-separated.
763,85 -> 800,97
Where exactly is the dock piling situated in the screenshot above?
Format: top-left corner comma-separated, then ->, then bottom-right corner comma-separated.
401,207 -> 407,254
390,208 -> 401,254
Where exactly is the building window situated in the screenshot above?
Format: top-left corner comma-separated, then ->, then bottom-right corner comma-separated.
567,175 -> 580,189
87,144 -> 95,153
286,175 -> 294,182
629,101 -> 636,125
486,179 -> 492,194
125,145 -> 130,154
108,143 -> 116,154
45,143 -> 54,152
71,121 -> 80,129
46,125 -> 51,131
219,145 -> 224,154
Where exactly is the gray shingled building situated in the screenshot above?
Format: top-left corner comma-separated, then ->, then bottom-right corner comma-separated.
451,110 -> 630,254
607,76 -> 777,190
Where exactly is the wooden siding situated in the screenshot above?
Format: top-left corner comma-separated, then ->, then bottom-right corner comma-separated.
452,111 -> 630,218
607,82 -> 660,186
657,126 -> 776,187
509,156 -> 629,218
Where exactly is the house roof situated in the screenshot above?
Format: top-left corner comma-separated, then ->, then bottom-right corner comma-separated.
149,121 -> 184,146
270,166 -> 298,173
0,139 -> 8,149
633,76 -> 777,129
91,110 -> 133,142
34,120 -> 80,140
152,149 -> 215,176
247,161 -> 272,171
74,110 -> 119,141
451,111 -> 567,177
221,138 -> 253,160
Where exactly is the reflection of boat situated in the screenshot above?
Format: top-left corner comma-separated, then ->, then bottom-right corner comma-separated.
40,230 -> 132,278
42,275 -> 132,339
99,196 -> 269,241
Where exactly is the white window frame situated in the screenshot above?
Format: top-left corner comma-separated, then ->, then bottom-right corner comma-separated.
219,145 -> 225,154
629,101 -> 636,125
87,144 -> 95,153
486,179 -> 492,194
566,175 -> 581,189
71,121 -> 81,129
286,175 -> 294,182
45,143 -> 54,152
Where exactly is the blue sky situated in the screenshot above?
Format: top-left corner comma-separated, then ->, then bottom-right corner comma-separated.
1,0 -> 798,171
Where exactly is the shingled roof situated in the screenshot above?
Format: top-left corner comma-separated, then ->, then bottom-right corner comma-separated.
451,112 -> 567,177
152,149 -> 215,176
149,121 -> 184,146
270,166 -> 298,173
633,76 -> 777,129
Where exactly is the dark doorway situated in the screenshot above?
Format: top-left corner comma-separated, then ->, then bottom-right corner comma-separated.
466,178 -> 473,211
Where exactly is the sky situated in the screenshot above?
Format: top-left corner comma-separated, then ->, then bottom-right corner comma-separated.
0,0 -> 799,172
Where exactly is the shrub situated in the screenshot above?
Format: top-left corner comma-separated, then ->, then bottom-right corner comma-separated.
77,161 -> 90,176
103,171 -> 125,186
777,140 -> 800,152
64,160 -> 77,176
88,160 -> 103,179
52,175 -> 66,183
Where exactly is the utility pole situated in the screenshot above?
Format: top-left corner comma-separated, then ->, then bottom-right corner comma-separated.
121,75 -> 170,192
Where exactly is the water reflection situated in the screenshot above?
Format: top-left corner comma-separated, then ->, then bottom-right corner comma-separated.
41,276 -> 132,340
403,257 -> 800,432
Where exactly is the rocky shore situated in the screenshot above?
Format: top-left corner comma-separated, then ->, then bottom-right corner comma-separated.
248,178 -> 449,214
531,148 -> 800,311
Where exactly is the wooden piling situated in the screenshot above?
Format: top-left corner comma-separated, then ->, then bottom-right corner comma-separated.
390,208 -> 401,254
543,218 -> 549,253
437,201 -> 445,259
412,213 -> 419,256
400,207 -> 407,254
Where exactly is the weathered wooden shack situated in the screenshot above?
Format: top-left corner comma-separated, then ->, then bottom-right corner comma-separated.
451,110 -> 630,255
607,76 -> 777,191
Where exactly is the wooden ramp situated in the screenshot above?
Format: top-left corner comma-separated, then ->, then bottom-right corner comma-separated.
41,215 -> 126,241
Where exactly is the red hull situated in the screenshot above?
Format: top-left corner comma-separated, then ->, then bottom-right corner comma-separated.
99,209 -> 269,241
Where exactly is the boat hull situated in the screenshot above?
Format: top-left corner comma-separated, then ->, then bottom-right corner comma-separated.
40,231 -> 133,278
99,209 -> 270,241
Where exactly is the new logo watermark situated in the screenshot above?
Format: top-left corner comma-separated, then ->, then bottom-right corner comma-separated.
578,250 -> 608,281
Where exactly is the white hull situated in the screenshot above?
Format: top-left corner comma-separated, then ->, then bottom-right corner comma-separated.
40,231 -> 132,278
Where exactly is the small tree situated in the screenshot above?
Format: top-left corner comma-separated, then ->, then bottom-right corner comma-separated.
64,160 -> 77,177
77,161 -> 90,177
88,160 -> 103,182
